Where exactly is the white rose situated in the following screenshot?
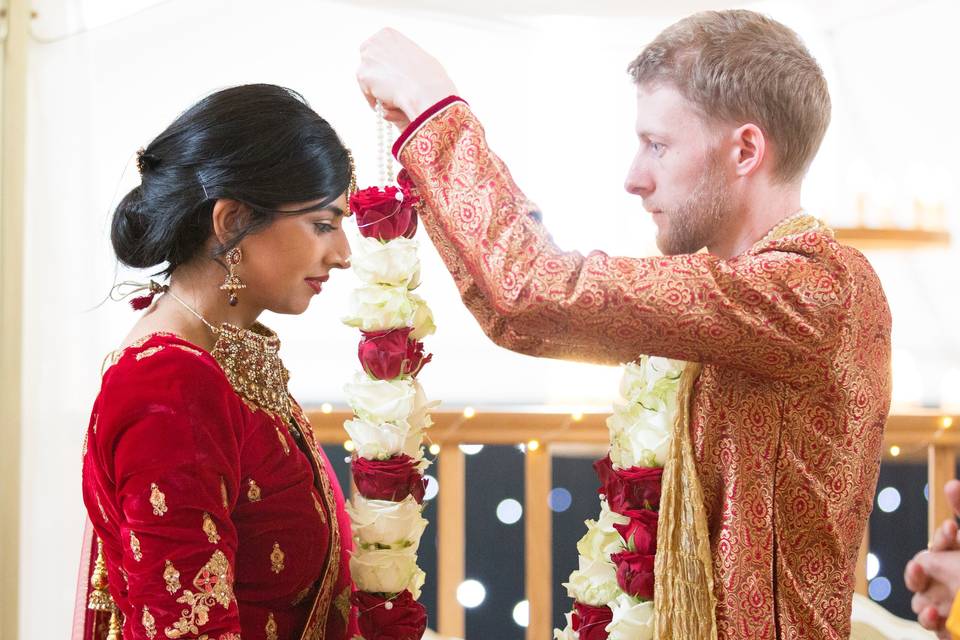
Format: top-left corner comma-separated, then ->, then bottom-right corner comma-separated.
342,284 -> 415,332
563,555 -> 620,607
347,494 -> 428,548
607,402 -> 672,468
577,500 -> 629,562
344,373 -> 416,424
605,594 -> 655,640
351,236 -> 422,289
553,612 -> 579,640
408,292 -> 436,340
343,417 -> 423,461
619,356 -> 683,408
350,545 -> 424,597
409,379 -> 439,432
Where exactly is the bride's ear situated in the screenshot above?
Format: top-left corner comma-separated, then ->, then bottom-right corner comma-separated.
211,199 -> 250,246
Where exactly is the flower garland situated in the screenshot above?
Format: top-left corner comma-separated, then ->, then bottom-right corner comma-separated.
342,169 -> 437,640
555,356 -> 685,640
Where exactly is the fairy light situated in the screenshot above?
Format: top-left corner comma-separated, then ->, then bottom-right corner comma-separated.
942,417 -> 954,429
429,443 -> 441,456
321,402 -> 333,414
889,445 -> 901,457
343,440 -> 355,452
527,439 -> 540,452
463,406 -> 476,419
571,412 -> 584,422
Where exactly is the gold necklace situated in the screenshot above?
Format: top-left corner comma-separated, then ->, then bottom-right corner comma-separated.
163,289 -> 293,423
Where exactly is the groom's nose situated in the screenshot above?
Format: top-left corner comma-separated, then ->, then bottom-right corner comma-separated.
624,153 -> 654,198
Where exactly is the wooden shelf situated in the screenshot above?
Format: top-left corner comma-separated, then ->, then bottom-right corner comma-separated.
834,226 -> 951,250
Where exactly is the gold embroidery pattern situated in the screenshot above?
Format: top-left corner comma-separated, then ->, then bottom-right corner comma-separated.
164,560 -> 182,594
334,586 -> 352,623
136,345 -> 165,361
312,494 -> 327,524
142,606 -> 157,639
93,415 -> 99,433
295,395 -> 343,638
220,477 -> 229,510
292,584 -> 313,606
150,483 -> 168,516
82,428 -> 89,457
171,344 -> 203,356
97,495 -> 109,523
270,542 -> 285,574
163,550 -> 235,639
275,425 -> 290,455
202,513 -> 220,544
247,479 -> 262,502
265,612 -> 278,640
129,530 -> 143,561
209,322 -> 292,422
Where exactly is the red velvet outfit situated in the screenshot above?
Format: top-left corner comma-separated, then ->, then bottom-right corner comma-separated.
77,325 -> 356,640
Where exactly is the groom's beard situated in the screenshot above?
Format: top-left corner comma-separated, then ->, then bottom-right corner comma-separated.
656,154 -> 732,256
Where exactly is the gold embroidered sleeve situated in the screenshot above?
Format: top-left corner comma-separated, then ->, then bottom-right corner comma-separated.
104,347 -> 244,636
400,103 -> 859,380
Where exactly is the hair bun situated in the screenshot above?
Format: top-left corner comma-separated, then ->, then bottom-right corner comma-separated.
111,185 -> 165,269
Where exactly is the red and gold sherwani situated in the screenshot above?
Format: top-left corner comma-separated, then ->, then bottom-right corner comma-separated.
77,325 -> 357,640
394,97 -> 892,639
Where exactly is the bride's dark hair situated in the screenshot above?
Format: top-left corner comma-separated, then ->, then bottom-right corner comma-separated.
111,84 -> 351,277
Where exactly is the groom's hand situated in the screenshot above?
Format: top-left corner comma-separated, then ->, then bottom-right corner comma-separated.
357,28 -> 458,130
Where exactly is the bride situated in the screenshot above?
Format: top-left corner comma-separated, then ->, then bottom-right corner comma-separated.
75,84 -> 358,640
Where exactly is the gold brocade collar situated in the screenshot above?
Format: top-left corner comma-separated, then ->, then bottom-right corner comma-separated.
756,211 -> 833,248
210,321 -> 292,422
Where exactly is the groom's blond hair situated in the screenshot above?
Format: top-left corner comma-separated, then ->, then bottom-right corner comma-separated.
628,10 -> 830,183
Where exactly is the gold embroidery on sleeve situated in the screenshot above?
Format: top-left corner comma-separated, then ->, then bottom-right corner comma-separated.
292,584 -> 313,606
202,513 -> 221,544
82,429 -> 89,457
163,550 -> 235,639
275,426 -> 290,455
164,560 -> 182,594
265,612 -> 278,640
150,483 -> 168,516
247,479 -> 262,502
171,344 -> 203,356
97,495 -> 109,523
136,345 -> 165,361
129,531 -> 143,561
270,542 -> 285,574
220,477 -> 229,510
142,606 -> 158,639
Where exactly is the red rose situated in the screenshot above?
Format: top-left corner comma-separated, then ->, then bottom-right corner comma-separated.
571,601 -> 612,640
352,454 -> 426,503
349,185 -> 417,241
353,590 -> 427,640
610,550 -> 655,600
358,329 -> 432,380
593,455 -> 663,512
404,337 -> 432,377
395,170 -> 419,238
613,509 -> 658,554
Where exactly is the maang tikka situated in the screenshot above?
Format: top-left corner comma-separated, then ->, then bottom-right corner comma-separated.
220,247 -> 246,306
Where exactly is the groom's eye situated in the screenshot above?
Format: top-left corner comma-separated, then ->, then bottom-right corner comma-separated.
650,142 -> 665,155
314,222 -> 336,234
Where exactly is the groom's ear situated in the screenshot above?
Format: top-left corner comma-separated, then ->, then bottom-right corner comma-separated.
731,123 -> 766,178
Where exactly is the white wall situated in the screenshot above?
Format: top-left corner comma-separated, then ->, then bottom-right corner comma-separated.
21,0 -> 959,636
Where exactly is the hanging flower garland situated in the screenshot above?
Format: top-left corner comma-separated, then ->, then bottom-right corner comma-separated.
342,166 -> 437,640
554,356 -> 685,640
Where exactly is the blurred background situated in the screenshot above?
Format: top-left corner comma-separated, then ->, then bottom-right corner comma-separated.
0,0 -> 957,638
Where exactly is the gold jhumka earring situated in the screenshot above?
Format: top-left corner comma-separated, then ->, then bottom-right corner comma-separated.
220,247 -> 246,307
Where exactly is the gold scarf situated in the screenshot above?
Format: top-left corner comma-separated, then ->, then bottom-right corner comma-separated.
653,213 -> 830,638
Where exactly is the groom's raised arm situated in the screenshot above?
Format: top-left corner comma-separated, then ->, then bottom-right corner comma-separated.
396,99 -> 857,380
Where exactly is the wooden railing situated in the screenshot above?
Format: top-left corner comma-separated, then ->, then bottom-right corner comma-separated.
305,407 -> 959,640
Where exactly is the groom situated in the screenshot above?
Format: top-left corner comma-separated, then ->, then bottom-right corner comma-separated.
358,10 -> 891,639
